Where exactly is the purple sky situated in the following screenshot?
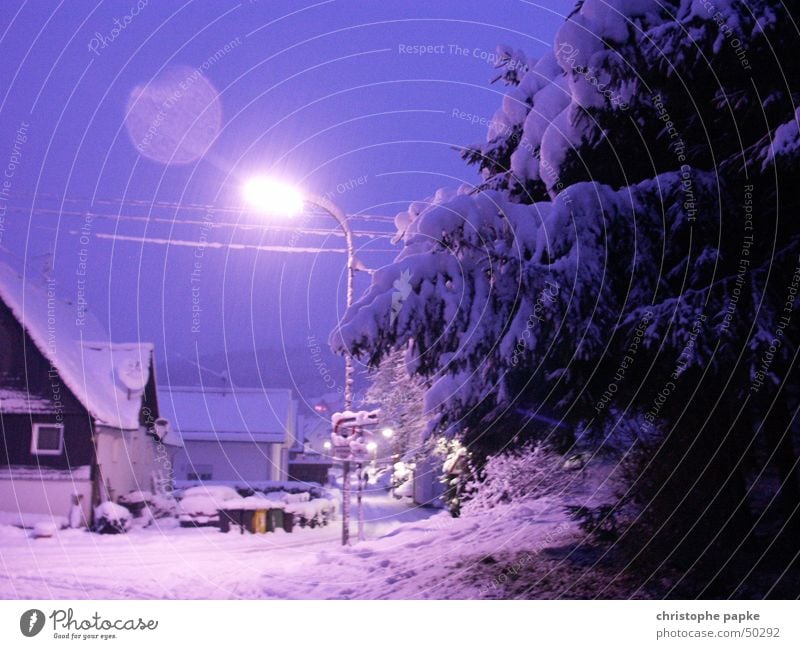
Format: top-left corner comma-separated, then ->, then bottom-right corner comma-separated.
0,0 -> 571,383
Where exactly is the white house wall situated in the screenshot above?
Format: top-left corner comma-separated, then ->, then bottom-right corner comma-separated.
94,426 -> 158,501
174,441 -> 281,483
0,475 -> 92,521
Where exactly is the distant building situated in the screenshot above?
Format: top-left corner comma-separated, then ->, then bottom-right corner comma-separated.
158,385 -> 298,484
0,260 -> 176,524
287,411 -> 333,485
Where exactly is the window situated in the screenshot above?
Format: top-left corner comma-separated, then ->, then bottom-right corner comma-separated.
31,423 -> 64,456
186,464 -> 213,481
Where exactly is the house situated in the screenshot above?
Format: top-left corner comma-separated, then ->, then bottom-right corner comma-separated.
0,260 -> 176,524
158,385 -> 298,485
287,411 -> 333,485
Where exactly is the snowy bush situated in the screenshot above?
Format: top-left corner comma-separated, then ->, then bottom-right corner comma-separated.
93,501 -> 132,534
462,443 -> 571,515
284,497 -> 336,528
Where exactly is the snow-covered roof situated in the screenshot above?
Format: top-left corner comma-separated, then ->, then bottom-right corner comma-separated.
157,386 -> 293,444
0,259 -> 154,430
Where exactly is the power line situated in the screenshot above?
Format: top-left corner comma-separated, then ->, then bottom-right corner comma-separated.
4,205 -> 394,240
87,232 -> 398,256
8,192 -> 398,223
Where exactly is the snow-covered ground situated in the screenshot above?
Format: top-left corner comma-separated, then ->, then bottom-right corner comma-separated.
0,489 -> 592,599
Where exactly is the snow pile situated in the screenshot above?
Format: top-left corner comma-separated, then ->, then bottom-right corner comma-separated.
219,495 -> 274,511
282,492 -> 310,504
32,521 -> 59,539
262,491 -> 290,503
179,485 -> 239,502
0,511 -> 68,529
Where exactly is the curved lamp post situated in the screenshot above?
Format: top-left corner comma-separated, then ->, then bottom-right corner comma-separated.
244,177 -> 358,545
243,177 -> 354,409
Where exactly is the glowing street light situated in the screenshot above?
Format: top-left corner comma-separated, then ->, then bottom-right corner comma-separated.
244,175 -> 361,546
323,440 -> 332,451
381,427 -> 394,439
366,441 -> 377,453
243,177 -> 305,216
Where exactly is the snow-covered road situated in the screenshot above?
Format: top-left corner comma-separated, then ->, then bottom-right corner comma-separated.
0,491 -> 599,599
0,491 -> 442,599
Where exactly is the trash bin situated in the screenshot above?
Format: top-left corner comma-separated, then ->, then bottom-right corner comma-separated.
282,511 -> 294,533
250,509 -> 268,534
219,509 -> 245,534
266,508 -> 284,532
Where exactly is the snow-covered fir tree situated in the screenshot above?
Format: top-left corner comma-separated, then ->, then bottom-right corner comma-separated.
332,0 -> 799,589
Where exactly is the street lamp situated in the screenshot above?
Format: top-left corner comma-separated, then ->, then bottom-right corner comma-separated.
381,427 -> 394,439
244,175 -> 360,546
243,176 -> 355,409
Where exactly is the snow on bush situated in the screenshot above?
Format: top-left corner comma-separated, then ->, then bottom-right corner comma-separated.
463,443 -> 571,515
93,501 -> 132,534
283,498 -> 336,528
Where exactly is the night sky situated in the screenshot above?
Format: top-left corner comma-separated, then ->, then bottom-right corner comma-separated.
0,0 -> 571,384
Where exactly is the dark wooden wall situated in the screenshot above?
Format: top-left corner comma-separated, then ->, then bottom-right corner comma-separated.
0,300 -> 95,469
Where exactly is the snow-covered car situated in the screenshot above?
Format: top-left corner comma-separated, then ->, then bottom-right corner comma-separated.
177,485 -> 240,527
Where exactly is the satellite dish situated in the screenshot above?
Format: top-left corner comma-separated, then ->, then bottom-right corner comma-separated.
117,358 -> 148,392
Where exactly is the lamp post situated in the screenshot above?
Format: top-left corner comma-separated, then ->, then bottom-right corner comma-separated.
242,177 -> 355,410
244,176 -> 356,545
302,192 -> 355,411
